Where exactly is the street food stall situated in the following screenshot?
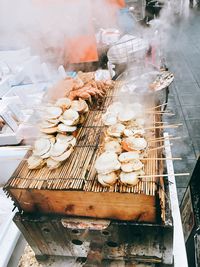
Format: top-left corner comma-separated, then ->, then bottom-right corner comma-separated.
0,1 -> 188,266
2,64 -> 186,266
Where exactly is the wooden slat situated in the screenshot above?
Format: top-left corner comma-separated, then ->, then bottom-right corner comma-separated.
9,189 -> 157,223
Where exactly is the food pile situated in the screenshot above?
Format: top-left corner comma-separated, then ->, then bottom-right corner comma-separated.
27,98 -> 88,170
48,71 -> 114,101
95,101 -> 148,187
28,72 -> 114,170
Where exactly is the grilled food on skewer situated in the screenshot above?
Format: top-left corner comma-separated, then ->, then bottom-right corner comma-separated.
118,151 -> 140,163
107,123 -> 125,138
104,140 -> 122,154
119,171 -> 144,186
98,172 -> 118,187
121,137 -> 147,152
121,159 -> 144,173
95,152 -> 121,175
102,112 -> 118,126
118,108 -> 136,123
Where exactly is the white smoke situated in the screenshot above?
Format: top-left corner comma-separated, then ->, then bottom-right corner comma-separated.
0,0 -> 120,66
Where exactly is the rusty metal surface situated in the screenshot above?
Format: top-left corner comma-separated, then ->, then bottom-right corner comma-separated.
14,213 -> 173,265
61,218 -> 110,230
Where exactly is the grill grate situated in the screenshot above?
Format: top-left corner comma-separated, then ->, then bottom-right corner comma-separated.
5,83 -> 164,202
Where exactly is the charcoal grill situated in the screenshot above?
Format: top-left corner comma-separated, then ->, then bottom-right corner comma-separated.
4,81 -> 174,266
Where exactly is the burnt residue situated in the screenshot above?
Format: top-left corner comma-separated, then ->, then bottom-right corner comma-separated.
65,204 -> 75,213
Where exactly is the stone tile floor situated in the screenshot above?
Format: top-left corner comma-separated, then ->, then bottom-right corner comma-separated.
164,8 -> 200,203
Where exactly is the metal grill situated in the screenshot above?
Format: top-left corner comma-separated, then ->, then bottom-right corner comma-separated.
5,83 -> 164,197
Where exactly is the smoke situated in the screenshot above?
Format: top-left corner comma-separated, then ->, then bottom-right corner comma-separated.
0,0 -> 120,66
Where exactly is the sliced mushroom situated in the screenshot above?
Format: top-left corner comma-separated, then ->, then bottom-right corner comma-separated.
46,158 -> 62,170
44,106 -> 63,120
40,126 -> 58,134
71,99 -> 89,113
104,140 -> 122,154
33,138 -> 51,156
119,171 -> 139,186
50,141 -> 72,157
123,128 -> 145,137
55,98 -> 71,109
121,159 -> 144,173
60,109 -> 79,126
121,137 -> 147,152
57,123 -> 77,133
40,120 -> 59,129
102,112 -> 117,126
27,155 -> 45,169
98,172 -> 118,187
95,152 -> 121,174
118,109 -> 136,123
118,152 -> 140,163
51,146 -> 74,162
56,134 -> 74,143
107,102 -> 123,115
107,123 -> 125,138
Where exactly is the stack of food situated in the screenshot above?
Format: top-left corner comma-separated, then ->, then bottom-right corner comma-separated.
95,101 -> 148,187
27,98 -> 88,170
27,71 -> 115,170
48,71 -> 114,101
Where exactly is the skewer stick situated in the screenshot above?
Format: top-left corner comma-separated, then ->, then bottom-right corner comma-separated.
148,103 -> 168,110
153,121 -> 168,124
146,111 -> 174,116
148,137 -> 181,143
147,135 -> 174,141
148,143 -> 173,151
145,124 -> 182,130
139,173 -> 190,179
141,157 -> 182,161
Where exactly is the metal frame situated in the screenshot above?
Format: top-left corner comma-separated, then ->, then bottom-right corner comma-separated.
164,132 -> 188,267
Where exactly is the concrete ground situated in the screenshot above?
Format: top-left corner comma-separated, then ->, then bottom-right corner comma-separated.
164,8 -> 200,203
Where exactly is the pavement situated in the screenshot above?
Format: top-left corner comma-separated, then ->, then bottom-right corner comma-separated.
164,8 -> 200,203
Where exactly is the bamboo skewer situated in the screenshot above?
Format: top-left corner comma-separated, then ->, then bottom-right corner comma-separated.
148,143 -> 173,151
140,173 -> 190,179
148,137 -> 181,143
146,111 -> 174,116
147,135 -> 174,142
141,157 -> 182,161
144,124 -> 182,130
148,103 -> 168,110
